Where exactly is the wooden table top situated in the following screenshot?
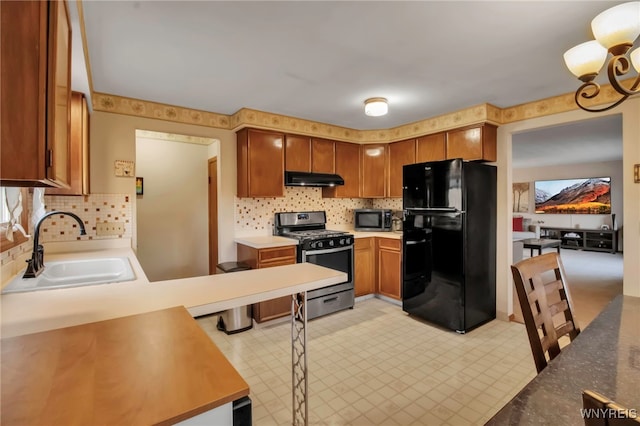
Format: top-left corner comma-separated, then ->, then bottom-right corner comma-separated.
1,306 -> 249,426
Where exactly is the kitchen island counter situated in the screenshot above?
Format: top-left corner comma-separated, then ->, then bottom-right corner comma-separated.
1,254 -> 346,338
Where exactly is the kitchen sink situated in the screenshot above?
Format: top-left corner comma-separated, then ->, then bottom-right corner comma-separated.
2,257 -> 136,294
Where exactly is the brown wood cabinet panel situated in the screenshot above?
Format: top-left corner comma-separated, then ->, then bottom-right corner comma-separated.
376,238 -> 401,300
361,144 -> 387,198
354,238 -> 375,296
258,246 -> 297,263
446,124 -> 497,162
1,0 -> 71,188
416,133 -> 446,163
285,134 -> 311,172
388,139 -> 416,198
236,128 -> 284,197
311,138 -> 335,173
48,0 -> 71,186
48,92 -> 89,195
237,243 -> 297,323
323,141 -> 360,198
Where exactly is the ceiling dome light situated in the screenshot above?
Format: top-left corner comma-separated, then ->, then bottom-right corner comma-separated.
364,97 -> 388,117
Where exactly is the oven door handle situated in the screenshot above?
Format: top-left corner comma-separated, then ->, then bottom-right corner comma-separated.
302,245 -> 353,258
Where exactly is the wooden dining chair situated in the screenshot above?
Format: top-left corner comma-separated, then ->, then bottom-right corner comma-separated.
511,252 -> 581,373
582,389 -> 640,425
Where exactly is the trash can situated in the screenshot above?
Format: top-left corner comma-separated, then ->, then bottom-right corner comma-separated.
216,261 -> 253,334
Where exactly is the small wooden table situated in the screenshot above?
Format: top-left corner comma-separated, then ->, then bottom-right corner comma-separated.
520,238 -> 561,257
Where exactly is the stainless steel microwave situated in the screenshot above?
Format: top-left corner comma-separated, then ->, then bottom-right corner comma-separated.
354,209 -> 393,232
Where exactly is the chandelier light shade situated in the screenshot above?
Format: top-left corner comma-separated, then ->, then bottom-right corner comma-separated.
564,1 -> 640,112
591,2 -> 640,53
364,97 -> 388,116
563,41 -> 608,81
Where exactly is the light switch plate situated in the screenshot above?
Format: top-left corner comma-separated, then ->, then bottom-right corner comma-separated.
96,222 -> 125,236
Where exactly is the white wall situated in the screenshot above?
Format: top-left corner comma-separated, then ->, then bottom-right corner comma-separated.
135,137 -> 209,281
512,160 -> 623,231
497,97 -> 640,320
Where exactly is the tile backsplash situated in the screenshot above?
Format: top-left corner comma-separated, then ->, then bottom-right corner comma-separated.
235,187 -> 372,233
42,194 -> 133,242
373,198 -> 402,211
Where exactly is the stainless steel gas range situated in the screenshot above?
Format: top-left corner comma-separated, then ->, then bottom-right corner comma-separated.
274,211 -> 354,320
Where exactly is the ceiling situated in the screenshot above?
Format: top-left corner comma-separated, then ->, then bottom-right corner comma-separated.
512,115 -> 623,168
79,1 -> 628,165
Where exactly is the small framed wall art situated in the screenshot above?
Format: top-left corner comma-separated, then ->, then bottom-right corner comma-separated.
135,177 -> 144,195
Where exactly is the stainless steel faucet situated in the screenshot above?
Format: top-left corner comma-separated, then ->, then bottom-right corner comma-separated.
23,211 -> 87,279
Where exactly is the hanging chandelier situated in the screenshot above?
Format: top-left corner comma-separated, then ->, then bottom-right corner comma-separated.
563,1 -> 640,112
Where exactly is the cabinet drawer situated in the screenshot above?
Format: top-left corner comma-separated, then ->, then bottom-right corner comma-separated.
377,238 -> 401,251
586,232 -> 613,240
355,237 -> 374,250
258,246 -> 297,264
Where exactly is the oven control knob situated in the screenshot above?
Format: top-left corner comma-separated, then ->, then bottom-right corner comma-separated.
329,240 -> 334,247
310,242 -> 316,249
339,238 -> 344,245
317,242 -> 323,248
346,237 -> 352,245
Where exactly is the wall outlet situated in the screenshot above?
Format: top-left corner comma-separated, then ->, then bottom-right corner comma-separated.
96,222 -> 125,236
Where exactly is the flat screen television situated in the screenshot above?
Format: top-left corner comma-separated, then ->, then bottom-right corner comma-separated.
534,177 -> 611,214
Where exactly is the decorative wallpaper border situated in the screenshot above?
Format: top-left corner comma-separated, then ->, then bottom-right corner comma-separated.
92,81 -> 627,140
93,92 -> 231,129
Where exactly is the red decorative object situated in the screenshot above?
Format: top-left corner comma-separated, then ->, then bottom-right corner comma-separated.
513,216 -> 524,232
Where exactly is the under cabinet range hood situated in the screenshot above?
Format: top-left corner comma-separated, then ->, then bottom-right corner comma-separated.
284,171 -> 344,187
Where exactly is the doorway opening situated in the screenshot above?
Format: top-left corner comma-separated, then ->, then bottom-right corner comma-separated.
134,130 -> 219,281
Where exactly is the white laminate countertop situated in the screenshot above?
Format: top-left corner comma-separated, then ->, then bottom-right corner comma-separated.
350,230 -> 403,239
1,248 -> 346,338
233,235 -> 298,249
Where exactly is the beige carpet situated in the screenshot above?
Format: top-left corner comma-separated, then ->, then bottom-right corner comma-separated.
511,248 -> 623,329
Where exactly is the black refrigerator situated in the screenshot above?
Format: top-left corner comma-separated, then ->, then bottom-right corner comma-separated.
402,158 -> 496,333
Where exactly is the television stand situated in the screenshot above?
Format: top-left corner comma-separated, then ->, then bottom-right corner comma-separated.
539,226 -> 617,254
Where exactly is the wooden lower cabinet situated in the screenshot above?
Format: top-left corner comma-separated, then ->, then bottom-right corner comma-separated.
354,238 -> 375,296
376,238 -> 402,300
236,244 -> 297,323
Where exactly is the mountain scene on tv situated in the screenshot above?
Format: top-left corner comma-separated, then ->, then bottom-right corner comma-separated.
535,177 -> 611,214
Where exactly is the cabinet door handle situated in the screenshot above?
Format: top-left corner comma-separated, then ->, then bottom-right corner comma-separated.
323,297 -> 338,303
406,240 -> 427,245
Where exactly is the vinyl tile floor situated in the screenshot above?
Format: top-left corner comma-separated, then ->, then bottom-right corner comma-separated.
197,297 -> 537,426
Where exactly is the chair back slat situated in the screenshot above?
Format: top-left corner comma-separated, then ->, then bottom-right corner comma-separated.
582,390 -> 640,425
511,252 -> 581,373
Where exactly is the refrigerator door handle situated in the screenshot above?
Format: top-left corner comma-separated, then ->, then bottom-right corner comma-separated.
405,239 -> 427,245
405,207 -> 465,216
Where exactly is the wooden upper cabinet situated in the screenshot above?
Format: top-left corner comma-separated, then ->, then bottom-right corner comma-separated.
323,141 -> 360,198
388,139 -> 416,198
446,123 -> 497,162
237,128 -> 284,197
416,133 -> 446,163
361,144 -> 387,198
285,134 -> 311,172
311,138 -> 335,173
1,0 -> 72,187
48,92 -> 90,196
